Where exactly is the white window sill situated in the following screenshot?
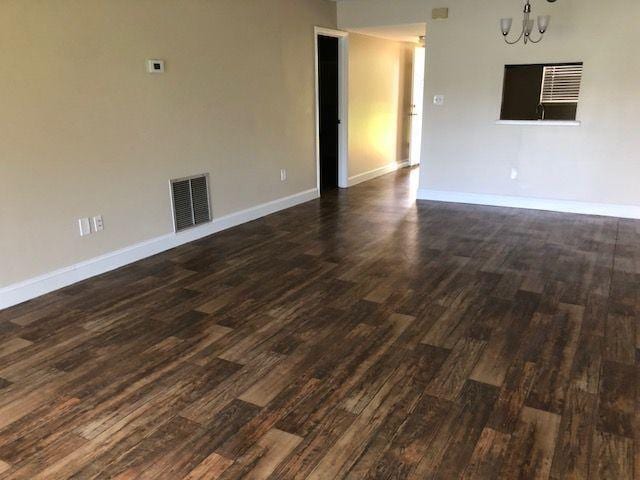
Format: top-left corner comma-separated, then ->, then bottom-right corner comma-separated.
495,120 -> 581,126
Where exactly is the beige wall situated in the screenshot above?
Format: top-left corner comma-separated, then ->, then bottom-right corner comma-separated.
348,33 -> 412,179
340,0 -> 640,207
0,0 -> 336,287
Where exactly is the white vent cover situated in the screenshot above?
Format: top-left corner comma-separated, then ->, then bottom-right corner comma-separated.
170,174 -> 211,232
540,64 -> 583,104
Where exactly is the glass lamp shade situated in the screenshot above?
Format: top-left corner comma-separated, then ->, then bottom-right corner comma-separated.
524,19 -> 534,35
537,15 -> 550,33
500,18 -> 513,35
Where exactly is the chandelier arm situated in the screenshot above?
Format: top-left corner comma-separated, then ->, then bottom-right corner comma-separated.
504,29 -> 525,45
528,33 -> 544,43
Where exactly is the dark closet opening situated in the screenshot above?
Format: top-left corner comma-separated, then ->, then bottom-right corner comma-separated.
318,35 -> 339,193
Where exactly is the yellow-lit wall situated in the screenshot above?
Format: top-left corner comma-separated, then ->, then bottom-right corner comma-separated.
348,33 -> 413,179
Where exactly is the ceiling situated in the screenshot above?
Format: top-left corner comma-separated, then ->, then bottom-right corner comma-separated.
346,22 -> 426,43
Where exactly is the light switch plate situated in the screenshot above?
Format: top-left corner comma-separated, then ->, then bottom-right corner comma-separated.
93,215 -> 104,232
78,218 -> 91,237
433,95 -> 445,106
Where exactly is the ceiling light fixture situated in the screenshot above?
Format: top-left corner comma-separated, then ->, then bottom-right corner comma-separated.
501,0 -> 551,45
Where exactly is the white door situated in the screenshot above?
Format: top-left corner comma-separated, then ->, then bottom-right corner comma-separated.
409,47 -> 425,166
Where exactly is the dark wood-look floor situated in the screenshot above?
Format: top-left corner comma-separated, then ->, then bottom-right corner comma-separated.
0,167 -> 638,479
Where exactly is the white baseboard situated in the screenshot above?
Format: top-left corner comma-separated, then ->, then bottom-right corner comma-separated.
416,189 -> 640,220
0,188 -> 319,310
348,160 -> 409,187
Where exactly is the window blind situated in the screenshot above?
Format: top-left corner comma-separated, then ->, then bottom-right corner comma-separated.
540,64 -> 583,104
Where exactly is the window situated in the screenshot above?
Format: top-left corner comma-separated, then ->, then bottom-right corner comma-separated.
500,62 -> 583,121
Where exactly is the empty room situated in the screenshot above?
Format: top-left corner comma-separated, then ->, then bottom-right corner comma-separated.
0,0 -> 638,479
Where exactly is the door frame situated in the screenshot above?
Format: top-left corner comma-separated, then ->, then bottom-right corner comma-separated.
314,26 -> 349,191
409,46 -> 425,166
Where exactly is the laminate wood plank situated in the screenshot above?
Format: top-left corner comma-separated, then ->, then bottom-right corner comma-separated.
487,361 -> 538,434
363,281 -> 394,304
460,427 -> 511,480
0,387 -> 58,431
525,303 -> 584,414
597,359 -> 636,438
114,399 -> 257,479
216,315 -> 285,365
237,356 -> 317,409
343,361 -> 440,479
180,352 -> 284,424
0,396 -> 82,466
217,377 -> 321,460
498,406 -> 562,480
0,325 -> 92,381
569,333 -> 603,394
410,380 -> 500,479
361,394 -> 451,479
75,415 -> 202,479
420,272 -> 501,349
549,386 -> 597,479
178,324 -> 235,362
0,338 -> 33,359
215,443 -> 268,480
340,313 -> 417,414
581,293 -> 608,337
270,408 -> 357,480
305,359 -> 423,480
590,431 -> 634,480
603,313 -> 636,365
182,452 -> 233,480
425,336 -> 486,401
70,356 -> 234,440
470,291 -> 539,387
242,428 -> 302,479
27,370 -> 247,478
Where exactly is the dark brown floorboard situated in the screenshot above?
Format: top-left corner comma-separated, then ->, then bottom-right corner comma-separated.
0,167 -> 638,479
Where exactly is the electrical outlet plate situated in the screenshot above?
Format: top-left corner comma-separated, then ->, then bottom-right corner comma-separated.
280,169 -> 287,181
78,218 -> 91,237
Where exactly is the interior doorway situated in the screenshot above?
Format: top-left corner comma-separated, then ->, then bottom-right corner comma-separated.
318,35 -> 339,192
314,27 -> 348,194
409,46 -> 425,166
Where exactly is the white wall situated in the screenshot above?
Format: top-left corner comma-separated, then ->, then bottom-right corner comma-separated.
339,0 -> 640,210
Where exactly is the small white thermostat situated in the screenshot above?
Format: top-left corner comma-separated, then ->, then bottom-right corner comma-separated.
147,59 -> 165,74
433,95 -> 445,106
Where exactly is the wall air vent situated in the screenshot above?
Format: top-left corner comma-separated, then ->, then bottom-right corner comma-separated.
170,174 -> 211,232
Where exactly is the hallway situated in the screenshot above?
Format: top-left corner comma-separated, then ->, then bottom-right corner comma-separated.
0,166 -> 637,479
